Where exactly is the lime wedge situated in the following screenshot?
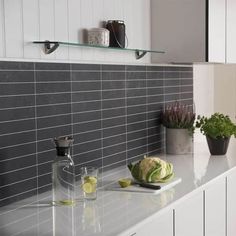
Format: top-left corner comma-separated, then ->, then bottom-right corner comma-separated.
59,200 -> 75,206
118,178 -> 132,188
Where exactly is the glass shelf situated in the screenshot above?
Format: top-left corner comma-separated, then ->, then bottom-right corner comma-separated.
33,40 -> 165,60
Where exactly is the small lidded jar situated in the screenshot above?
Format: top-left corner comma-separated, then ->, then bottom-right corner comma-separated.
87,28 -> 110,47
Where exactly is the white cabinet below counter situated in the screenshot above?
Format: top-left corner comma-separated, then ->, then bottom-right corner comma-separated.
121,210 -> 173,236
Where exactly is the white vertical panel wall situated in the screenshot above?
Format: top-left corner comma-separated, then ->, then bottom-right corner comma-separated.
0,0 -> 5,57
22,0 -> 40,59
0,0 -> 151,63
4,0 -> 23,58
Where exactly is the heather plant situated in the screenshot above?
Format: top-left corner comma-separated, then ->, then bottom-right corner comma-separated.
161,101 -> 196,132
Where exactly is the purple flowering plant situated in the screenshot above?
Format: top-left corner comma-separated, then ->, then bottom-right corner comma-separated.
161,101 -> 196,132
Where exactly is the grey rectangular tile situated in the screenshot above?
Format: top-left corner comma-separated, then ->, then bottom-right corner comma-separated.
38,162 -> 52,176
126,65 -> 146,71
102,116 -> 125,129
147,87 -> 164,96
0,83 -> 34,96
0,61 -> 34,70
102,71 -> 125,80
126,88 -> 146,97
102,107 -> 126,119
0,71 -> 34,82
0,119 -> 35,135
37,93 -> 71,105
102,90 -> 125,100
0,166 -> 37,187
165,71 -> 180,78
37,140 -> 54,153
72,71 -> 100,81
127,113 -> 146,124
36,71 -> 70,82
37,124 -> 72,141
102,81 -> 125,90
72,101 -> 101,113
0,189 -> 37,207
127,96 -> 146,106
103,134 -> 126,147
102,64 -> 125,71
38,174 -> 52,189
165,94 -> 180,101
180,85 -> 193,93
103,151 -> 126,166
37,114 -> 71,129
126,80 -> 146,88
72,81 -> 101,92
164,79 -> 180,86
147,142 -> 163,154
127,105 -> 146,115
146,66 -> 165,72
72,63 -> 100,71
73,110 -> 101,123
0,131 -> 36,148
72,91 -> 101,102
103,125 -> 126,138
127,121 -> 146,133
103,160 -> 126,172
0,143 -> 36,162
37,150 -> 54,165
73,130 -> 102,145
147,110 -> 162,120
73,120 -> 101,134
180,78 -> 193,86
0,95 -> 35,109
148,103 -> 163,113
127,146 -> 147,159
127,129 -> 147,141
102,98 -> 125,109
180,71 -> 193,78
147,71 -> 164,80
180,92 -> 194,100
126,72 -> 146,80
127,137 -> 147,150
36,82 -> 71,94
74,150 -> 102,166
36,104 -> 71,117
0,154 -> 36,174
103,143 -> 126,157
73,140 -> 102,154
35,62 -> 70,70
164,87 -> 180,94
147,79 -> 163,87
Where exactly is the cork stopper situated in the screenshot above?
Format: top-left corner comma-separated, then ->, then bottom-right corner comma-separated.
53,136 -> 74,156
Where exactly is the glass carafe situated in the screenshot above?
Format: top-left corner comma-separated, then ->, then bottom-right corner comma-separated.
52,136 -> 75,206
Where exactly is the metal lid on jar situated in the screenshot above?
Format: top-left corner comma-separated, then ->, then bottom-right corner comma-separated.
54,136 -> 73,148
107,20 -> 124,24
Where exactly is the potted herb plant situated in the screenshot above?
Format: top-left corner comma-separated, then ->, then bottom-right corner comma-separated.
161,101 -> 196,154
195,113 -> 236,155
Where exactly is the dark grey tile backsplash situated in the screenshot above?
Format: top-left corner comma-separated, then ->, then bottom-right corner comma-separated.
0,61 -> 193,207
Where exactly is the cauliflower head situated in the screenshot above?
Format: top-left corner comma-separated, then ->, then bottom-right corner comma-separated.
128,156 -> 174,183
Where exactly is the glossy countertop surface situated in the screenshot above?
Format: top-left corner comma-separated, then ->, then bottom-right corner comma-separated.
1,140 -> 236,236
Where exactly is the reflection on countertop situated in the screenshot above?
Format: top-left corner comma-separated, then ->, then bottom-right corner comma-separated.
1,140 -> 236,236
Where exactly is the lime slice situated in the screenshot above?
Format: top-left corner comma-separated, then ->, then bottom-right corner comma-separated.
59,200 -> 75,206
82,182 -> 96,193
118,178 -> 132,188
84,176 -> 97,184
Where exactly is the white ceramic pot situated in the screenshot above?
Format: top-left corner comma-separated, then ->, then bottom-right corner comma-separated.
166,128 -> 193,154
88,28 -> 109,47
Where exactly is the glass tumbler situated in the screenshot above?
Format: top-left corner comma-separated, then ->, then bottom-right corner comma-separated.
81,167 -> 98,200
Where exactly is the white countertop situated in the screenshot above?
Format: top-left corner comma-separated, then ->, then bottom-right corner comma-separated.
1,140 -> 236,236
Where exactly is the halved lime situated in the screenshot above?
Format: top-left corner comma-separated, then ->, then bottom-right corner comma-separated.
82,182 -> 96,193
84,176 -> 97,184
118,178 -> 132,188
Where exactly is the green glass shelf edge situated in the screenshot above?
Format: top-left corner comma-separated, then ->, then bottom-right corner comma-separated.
33,40 -> 165,54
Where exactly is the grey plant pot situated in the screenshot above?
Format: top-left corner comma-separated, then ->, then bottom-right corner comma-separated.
166,128 -> 193,154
